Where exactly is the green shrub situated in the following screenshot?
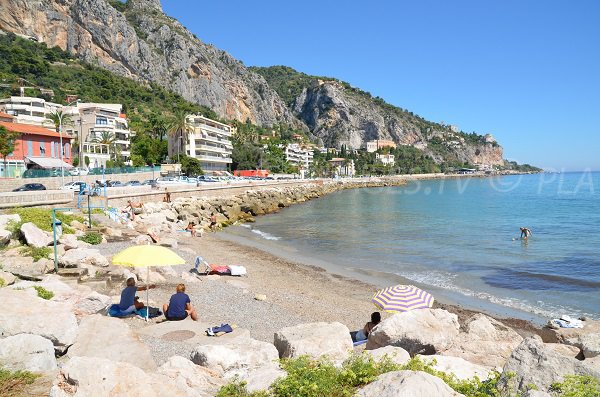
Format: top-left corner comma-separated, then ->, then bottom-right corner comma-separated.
551,375 -> 600,396
77,232 -> 103,245
216,379 -> 269,397
0,278 -> 5,287
8,208 -> 84,235
33,286 -> 54,300
0,367 -> 39,397
19,246 -> 51,262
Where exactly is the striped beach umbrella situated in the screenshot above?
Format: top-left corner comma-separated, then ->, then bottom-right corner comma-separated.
372,285 -> 434,313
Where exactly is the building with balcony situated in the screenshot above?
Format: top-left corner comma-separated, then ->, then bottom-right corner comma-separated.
376,153 -> 395,165
171,115 -> 233,174
0,119 -> 72,178
284,143 -> 314,171
328,158 -> 355,177
63,103 -> 134,168
366,139 -> 397,153
0,96 -> 61,126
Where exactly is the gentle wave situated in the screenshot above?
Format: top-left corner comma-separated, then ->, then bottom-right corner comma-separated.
239,224 -> 252,229
483,269 -> 600,292
251,229 -> 281,241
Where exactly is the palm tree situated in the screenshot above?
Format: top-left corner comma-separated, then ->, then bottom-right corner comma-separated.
92,131 -> 117,160
168,111 -> 191,162
44,110 -> 73,133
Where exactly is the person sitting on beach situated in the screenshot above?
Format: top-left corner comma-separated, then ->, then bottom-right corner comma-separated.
520,227 -> 532,239
209,212 -> 218,231
124,200 -> 144,221
185,221 -> 200,237
162,284 -> 198,321
355,312 -> 381,341
118,277 -> 156,315
163,188 -> 171,203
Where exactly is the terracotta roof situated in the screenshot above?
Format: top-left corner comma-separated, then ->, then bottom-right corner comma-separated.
0,112 -> 15,119
0,121 -> 67,138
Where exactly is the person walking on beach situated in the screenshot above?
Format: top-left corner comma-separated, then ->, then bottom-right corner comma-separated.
209,212 -> 218,231
124,199 -> 144,221
162,284 -> 198,321
163,188 -> 171,203
520,227 -> 532,239
118,277 -> 156,314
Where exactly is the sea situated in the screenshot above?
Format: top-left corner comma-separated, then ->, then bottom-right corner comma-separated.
220,172 -> 600,324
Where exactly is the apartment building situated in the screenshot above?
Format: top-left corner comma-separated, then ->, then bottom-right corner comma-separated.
284,143 -> 314,171
171,115 -> 233,173
63,103 -> 134,168
0,96 -> 61,126
376,153 -> 395,165
366,139 -> 397,153
328,158 -> 355,177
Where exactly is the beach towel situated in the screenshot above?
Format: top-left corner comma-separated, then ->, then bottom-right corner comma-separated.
208,264 -> 230,275
107,304 -> 134,318
135,307 -> 162,319
229,265 -> 247,276
206,323 -> 234,336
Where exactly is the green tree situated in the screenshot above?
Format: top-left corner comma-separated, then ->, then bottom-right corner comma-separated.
91,131 -> 118,162
0,126 -> 19,177
180,154 -> 203,176
168,111 -> 191,162
44,110 -> 73,133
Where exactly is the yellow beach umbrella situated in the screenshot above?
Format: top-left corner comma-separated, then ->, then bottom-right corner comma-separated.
112,245 -> 186,321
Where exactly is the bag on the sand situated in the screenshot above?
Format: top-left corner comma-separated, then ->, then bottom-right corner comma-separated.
135,307 -> 162,319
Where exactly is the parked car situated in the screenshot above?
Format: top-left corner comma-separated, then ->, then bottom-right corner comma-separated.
141,179 -> 158,188
69,167 -> 90,176
126,180 -> 141,186
61,181 -> 88,193
107,180 -> 125,187
198,175 -> 218,182
13,183 -> 46,192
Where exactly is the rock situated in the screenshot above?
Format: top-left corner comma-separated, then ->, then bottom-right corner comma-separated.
0,288 -> 78,351
181,271 -> 202,283
523,391 -> 552,397
364,346 -> 411,366
69,220 -> 87,231
0,255 -> 48,280
0,228 -> 11,245
0,333 -> 57,372
254,293 -> 267,301
545,343 -> 581,358
245,366 -> 286,393
442,313 -> 523,368
164,209 -> 178,222
0,270 -> 17,286
498,336 -> 600,393
0,213 -> 20,229
101,226 -> 122,238
158,355 -> 225,397
420,355 -> 493,381
59,248 -> 109,267
58,234 -> 90,250
566,333 -> 600,359
583,356 -> 600,372
366,309 -> 460,355
274,322 -> 353,361
191,337 -> 279,378
159,237 -> 178,248
68,314 -> 156,371
135,268 -> 166,284
156,265 -> 178,277
540,318 -> 600,343
356,370 -> 465,397
74,291 -> 112,315
20,222 -> 53,247
134,234 -> 152,244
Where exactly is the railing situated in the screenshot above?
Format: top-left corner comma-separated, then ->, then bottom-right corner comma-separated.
22,166 -> 155,178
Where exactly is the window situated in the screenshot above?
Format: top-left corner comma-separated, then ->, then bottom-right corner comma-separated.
40,143 -> 46,156
65,143 -> 70,158
27,140 -> 33,156
51,141 -> 55,158
96,117 -> 108,125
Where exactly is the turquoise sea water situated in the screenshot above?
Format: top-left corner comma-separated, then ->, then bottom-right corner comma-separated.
222,173 -> 600,322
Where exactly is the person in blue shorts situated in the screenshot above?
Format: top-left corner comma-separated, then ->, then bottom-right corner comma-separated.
162,284 -> 198,321
119,277 -> 156,315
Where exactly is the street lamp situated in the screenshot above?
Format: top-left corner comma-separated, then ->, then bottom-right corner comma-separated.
57,99 -> 81,186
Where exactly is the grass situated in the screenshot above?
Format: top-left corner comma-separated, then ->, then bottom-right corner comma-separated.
551,375 -> 600,397
33,286 -> 54,300
77,232 -> 103,245
0,367 -> 39,397
8,208 -> 84,235
19,246 -> 51,262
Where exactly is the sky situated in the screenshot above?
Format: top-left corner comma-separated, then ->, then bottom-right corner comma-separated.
161,0 -> 600,171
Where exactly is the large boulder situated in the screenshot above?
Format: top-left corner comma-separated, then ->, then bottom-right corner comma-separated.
0,255 -> 50,279
364,346 -> 411,366
566,333 -> 600,359
356,370 -> 465,397
0,270 -> 17,286
498,336 -> 600,393
0,288 -> 78,351
420,355 -> 493,381
366,309 -> 460,355
59,248 -> 109,268
74,291 -> 112,315
0,333 -> 57,372
67,314 -> 156,371
191,337 -> 278,378
58,234 -> 90,250
0,213 -> 20,229
158,356 -> 225,397
21,222 -> 53,247
274,322 -> 353,361
0,228 -> 11,245
442,313 -> 523,368
244,366 -> 287,393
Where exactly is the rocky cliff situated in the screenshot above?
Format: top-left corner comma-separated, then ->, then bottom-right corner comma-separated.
0,0 -> 300,127
253,67 -> 504,167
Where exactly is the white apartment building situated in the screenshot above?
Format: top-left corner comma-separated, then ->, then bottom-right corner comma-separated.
173,115 -> 233,173
328,158 -> 355,177
284,143 -> 314,171
366,139 -> 397,153
376,153 -> 395,165
63,103 -> 134,168
0,96 -> 61,126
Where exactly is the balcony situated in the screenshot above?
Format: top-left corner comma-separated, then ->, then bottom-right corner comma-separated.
195,144 -> 231,154
194,123 -> 232,137
196,154 -> 232,164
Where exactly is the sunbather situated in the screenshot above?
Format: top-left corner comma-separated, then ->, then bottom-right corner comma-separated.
124,200 -> 144,220
118,277 -> 156,314
185,221 -> 200,237
355,312 -> 381,341
162,284 -> 198,321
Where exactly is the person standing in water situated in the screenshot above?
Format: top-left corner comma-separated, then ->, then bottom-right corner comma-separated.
520,227 -> 532,239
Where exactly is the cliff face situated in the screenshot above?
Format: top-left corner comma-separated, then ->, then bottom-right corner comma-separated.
290,79 -> 504,166
0,0 -> 301,127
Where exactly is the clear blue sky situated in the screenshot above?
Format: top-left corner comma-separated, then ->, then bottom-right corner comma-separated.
162,0 -> 600,171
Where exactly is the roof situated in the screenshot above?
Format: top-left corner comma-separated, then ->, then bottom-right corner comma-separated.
0,121 -> 67,138
0,112 -> 15,119
25,156 -> 73,169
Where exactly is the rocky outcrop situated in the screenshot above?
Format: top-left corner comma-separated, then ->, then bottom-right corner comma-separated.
364,346 -> 411,366
59,247 -> 109,268
366,309 -> 460,354
157,356 -> 225,397
356,370 -> 465,397
20,222 -> 52,248
0,0 -> 301,127
420,355 -> 492,381
0,334 -> 58,372
273,322 -> 353,361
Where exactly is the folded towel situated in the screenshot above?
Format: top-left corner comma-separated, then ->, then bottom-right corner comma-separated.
206,323 -> 233,336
